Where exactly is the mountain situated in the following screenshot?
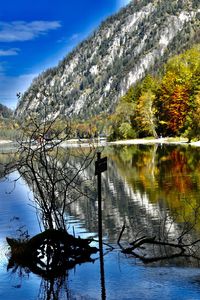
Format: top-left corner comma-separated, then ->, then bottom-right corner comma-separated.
0,103 -> 13,119
0,103 -> 16,140
15,0 -> 200,119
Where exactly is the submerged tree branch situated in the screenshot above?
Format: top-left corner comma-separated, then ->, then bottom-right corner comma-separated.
118,225 -> 200,264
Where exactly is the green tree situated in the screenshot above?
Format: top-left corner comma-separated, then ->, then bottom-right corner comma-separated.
119,122 -> 136,139
135,91 -> 158,137
185,91 -> 200,142
108,100 -> 135,140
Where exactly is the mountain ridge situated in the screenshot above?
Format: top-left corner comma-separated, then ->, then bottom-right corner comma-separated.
15,0 -> 200,119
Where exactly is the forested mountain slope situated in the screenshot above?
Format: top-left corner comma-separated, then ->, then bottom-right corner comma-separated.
0,103 -> 17,140
15,0 -> 200,119
0,103 -> 12,119
107,45 -> 200,140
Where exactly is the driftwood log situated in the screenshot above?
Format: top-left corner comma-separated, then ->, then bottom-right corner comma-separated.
118,225 -> 200,264
7,229 -> 98,278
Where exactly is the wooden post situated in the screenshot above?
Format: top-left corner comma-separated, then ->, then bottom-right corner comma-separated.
97,151 -> 102,249
95,151 -> 107,299
95,151 -> 107,246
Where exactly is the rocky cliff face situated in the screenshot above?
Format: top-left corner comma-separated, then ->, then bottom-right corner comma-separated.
16,0 -> 200,119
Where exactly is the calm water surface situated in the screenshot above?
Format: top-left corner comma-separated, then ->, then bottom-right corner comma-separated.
1,144 -> 200,299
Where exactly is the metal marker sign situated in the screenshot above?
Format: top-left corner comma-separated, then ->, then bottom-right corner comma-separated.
95,156 -> 107,175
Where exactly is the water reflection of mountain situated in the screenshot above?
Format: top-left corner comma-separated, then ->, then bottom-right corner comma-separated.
69,158 -> 177,244
68,144 -> 200,246
3,143 -> 200,258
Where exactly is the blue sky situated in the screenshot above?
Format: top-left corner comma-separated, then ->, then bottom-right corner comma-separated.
0,0 -> 131,109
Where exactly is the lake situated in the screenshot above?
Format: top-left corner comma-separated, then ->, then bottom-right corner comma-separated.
1,143 -> 200,299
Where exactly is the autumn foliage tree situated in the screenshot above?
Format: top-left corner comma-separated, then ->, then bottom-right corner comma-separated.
158,73 -> 190,136
107,44 -> 200,141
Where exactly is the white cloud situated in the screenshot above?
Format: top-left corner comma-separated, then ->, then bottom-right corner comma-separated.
70,33 -> 79,41
0,48 -> 19,56
0,21 -> 61,42
57,32 -> 79,44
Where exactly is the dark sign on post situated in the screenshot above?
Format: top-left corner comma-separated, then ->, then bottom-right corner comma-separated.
95,156 -> 107,175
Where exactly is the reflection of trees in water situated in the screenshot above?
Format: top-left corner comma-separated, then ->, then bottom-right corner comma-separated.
5,139 -> 200,299
38,276 -> 67,300
67,146 -> 173,239
0,152 -> 16,178
69,156 -> 180,242
38,275 -> 97,300
112,145 -> 200,265
66,144 -> 200,265
108,144 -> 200,230
13,141 -> 199,268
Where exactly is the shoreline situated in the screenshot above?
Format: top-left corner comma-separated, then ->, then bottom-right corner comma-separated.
1,138 -> 200,147
62,137 -> 200,147
109,138 -> 200,146
0,140 -> 13,144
